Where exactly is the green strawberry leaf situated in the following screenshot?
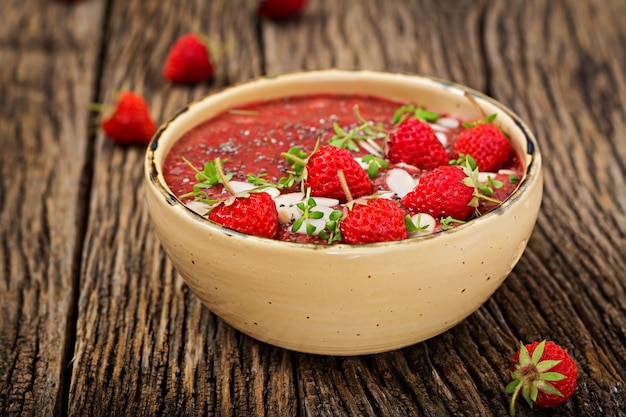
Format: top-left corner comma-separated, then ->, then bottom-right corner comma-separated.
540,372 -> 567,382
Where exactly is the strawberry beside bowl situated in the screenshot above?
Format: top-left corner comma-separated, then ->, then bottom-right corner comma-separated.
144,70 -> 543,355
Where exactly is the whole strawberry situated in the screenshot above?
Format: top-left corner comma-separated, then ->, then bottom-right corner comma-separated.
401,165 -> 474,220
305,145 -> 373,202
101,91 -> 156,145
340,198 -> 407,244
453,116 -> 511,172
208,192 -> 279,239
257,0 -> 307,20
387,118 -> 450,170
163,33 -> 214,84
506,340 -> 578,416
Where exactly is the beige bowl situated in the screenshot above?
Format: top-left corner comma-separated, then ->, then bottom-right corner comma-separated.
145,70 -> 543,355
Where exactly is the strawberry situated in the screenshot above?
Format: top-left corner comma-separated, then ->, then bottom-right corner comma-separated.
506,340 -> 578,415
340,198 -> 407,244
101,91 -> 156,145
257,0 -> 307,20
387,118 -> 450,170
163,33 -> 214,84
401,165 -> 474,220
452,116 -> 511,172
304,145 -> 373,202
208,192 -> 279,239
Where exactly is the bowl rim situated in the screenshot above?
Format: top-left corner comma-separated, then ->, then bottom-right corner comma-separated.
145,69 -> 542,250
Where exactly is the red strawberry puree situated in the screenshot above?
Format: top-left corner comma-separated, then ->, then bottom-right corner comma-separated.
163,94 -> 524,244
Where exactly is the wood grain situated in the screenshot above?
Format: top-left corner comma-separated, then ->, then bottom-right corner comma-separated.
0,0 -> 624,416
0,0 -> 106,415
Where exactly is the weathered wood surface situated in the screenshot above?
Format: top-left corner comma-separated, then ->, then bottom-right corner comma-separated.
0,0 -> 624,416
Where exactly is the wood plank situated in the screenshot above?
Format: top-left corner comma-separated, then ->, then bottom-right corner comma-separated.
484,1 -> 626,415
66,0 -> 272,415
0,0 -> 106,415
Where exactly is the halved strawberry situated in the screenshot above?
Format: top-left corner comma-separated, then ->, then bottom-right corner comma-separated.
101,91 -> 156,145
163,33 -> 214,84
386,118 -> 450,170
304,145 -> 373,202
340,198 -> 407,244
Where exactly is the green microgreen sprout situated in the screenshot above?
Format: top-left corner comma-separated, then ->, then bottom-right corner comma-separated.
392,103 -> 440,125
362,154 -> 389,178
453,153 -> 504,215
291,188 -> 324,235
280,140 -> 320,192
405,213 -> 430,233
328,105 -> 388,153
318,209 -> 343,244
509,175 -> 520,184
440,216 -> 466,230
247,172 -> 297,190
179,157 -> 233,204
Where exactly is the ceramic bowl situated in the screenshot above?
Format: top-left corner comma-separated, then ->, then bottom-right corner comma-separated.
145,70 -> 543,355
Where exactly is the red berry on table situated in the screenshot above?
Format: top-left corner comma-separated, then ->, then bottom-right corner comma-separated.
305,145 -> 373,203
101,91 -> 156,146
401,165 -> 474,221
257,0 -> 307,20
163,33 -> 214,84
506,340 -> 578,415
452,116 -> 511,172
340,198 -> 407,244
387,118 -> 450,170
208,192 -> 279,239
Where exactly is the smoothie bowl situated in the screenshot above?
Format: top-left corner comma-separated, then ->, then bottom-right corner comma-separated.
145,70 -> 543,355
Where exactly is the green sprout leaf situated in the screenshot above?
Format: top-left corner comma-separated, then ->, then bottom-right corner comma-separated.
319,209 -> 344,244
328,105 -> 388,153
392,103 -> 440,124
405,214 -> 430,232
179,157 -> 233,204
456,154 -> 503,216
362,154 -> 389,178
440,216 -> 465,230
291,189 -> 327,236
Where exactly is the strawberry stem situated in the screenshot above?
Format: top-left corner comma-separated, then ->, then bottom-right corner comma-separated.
215,157 -> 237,196
464,92 -> 487,120
337,169 -> 354,203
228,109 -> 260,116
508,378 -> 524,416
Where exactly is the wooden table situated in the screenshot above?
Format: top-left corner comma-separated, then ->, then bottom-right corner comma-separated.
1,0 -> 625,416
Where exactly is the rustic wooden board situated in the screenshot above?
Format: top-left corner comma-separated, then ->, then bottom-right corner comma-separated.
0,0 -> 106,415
67,0 -> 268,416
